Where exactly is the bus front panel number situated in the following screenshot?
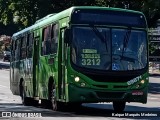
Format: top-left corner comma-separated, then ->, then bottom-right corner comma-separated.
82,58 -> 100,66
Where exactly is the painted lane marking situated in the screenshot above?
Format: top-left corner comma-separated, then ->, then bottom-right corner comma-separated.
0,85 -> 8,88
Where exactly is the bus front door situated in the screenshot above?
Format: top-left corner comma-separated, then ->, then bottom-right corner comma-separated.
33,37 -> 39,99
58,28 -> 66,100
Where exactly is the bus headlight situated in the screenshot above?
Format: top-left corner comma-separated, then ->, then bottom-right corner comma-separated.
75,77 -> 80,82
135,80 -> 145,89
140,80 -> 145,84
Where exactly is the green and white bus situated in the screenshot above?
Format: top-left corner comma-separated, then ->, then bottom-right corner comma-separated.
10,6 -> 149,112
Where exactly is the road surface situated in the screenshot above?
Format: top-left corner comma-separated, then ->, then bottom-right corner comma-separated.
0,62 -> 159,120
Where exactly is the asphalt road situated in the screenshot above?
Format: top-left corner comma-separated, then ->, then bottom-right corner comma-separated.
0,62 -> 159,120
0,61 -> 10,69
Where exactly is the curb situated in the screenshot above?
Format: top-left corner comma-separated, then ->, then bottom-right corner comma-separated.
149,73 -> 160,76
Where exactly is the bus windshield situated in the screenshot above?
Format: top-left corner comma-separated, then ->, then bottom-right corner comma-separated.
71,26 -> 147,71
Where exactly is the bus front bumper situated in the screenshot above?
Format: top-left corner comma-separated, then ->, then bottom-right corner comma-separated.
68,84 -> 148,103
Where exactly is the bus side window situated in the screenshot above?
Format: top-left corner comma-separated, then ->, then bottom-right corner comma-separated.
15,39 -> 20,61
42,26 -> 51,55
51,24 -> 59,54
27,33 -> 33,58
20,36 -> 27,60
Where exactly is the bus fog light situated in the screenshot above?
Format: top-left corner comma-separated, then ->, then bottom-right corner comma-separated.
80,83 -> 86,87
75,77 -> 80,82
136,84 -> 140,88
141,80 -> 145,84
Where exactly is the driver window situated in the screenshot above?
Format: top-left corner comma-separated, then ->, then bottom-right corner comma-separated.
51,24 -> 59,54
42,26 -> 51,55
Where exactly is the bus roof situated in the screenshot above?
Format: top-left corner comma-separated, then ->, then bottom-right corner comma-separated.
12,6 -> 145,39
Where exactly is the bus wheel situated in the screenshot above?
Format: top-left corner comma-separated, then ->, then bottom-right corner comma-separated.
20,85 -> 31,106
113,101 -> 126,112
51,84 -> 62,111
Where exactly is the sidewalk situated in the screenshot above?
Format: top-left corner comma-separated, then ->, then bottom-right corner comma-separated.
149,68 -> 160,76
149,62 -> 160,76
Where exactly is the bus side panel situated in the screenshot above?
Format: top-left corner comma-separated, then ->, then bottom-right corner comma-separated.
10,39 -> 21,95
38,24 -> 59,100
37,28 -> 51,99
24,58 -> 34,98
10,51 -> 16,95
11,60 -> 20,95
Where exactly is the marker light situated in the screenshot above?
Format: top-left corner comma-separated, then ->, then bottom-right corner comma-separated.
136,84 -> 140,88
80,82 -> 86,87
75,77 -> 80,82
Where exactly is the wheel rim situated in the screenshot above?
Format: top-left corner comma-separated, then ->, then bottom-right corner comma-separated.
51,85 -> 57,110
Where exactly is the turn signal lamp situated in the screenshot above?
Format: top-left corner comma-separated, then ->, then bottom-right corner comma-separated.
80,82 -> 86,87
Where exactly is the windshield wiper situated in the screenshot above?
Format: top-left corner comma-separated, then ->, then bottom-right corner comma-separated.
89,24 -> 108,52
121,27 -> 131,59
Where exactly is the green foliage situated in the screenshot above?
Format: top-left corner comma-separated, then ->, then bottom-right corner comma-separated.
0,0 -> 159,56
0,0 -> 160,29
94,0 -> 108,6
149,41 -> 160,54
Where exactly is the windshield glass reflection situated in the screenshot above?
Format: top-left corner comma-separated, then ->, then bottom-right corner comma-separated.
71,27 -> 147,71
112,29 -> 147,70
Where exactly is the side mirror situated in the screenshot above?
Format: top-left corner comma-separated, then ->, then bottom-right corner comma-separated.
64,28 -> 70,43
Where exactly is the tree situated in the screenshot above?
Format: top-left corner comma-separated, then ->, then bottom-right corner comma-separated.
1,0 -> 160,33
0,0 -> 159,57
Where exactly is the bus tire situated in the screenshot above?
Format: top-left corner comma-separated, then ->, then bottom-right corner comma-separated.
20,84 -> 31,106
113,101 -> 126,112
51,83 -> 63,111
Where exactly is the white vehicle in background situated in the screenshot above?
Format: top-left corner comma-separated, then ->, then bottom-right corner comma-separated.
3,50 -> 11,62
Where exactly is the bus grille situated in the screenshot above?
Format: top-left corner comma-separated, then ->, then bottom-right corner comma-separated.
96,92 -> 125,99
85,74 -> 137,83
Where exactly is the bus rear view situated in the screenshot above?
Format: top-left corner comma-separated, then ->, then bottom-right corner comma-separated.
67,7 -> 148,112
